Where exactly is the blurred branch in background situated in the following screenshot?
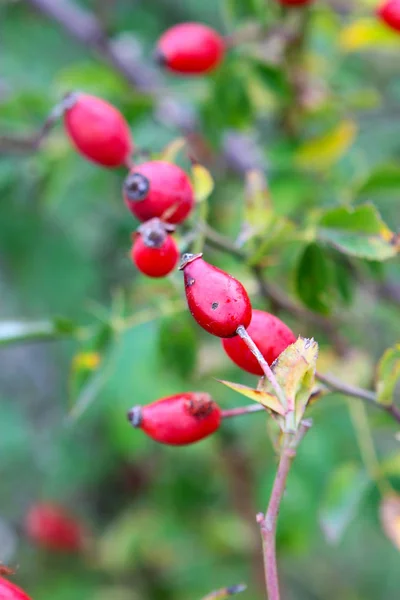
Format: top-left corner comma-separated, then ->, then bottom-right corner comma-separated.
16,0 -> 261,174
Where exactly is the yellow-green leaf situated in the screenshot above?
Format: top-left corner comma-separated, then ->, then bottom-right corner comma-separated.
380,494 -> 400,551
340,18 -> 400,52
159,137 -> 186,163
264,337 -> 319,425
244,169 -> 272,230
376,345 -> 400,406
296,120 -> 357,171
191,164 -> 214,203
72,351 -> 101,372
216,379 -> 285,415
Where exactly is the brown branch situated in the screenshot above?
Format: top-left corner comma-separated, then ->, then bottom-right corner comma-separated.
25,0 -> 160,93
316,372 -> 400,424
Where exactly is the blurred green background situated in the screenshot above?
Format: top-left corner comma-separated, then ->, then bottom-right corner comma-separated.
1,1 -> 400,599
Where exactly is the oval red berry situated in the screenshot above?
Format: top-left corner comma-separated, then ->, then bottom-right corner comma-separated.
25,503 -> 86,553
132,233 -> 179,278
222,309 -> 296,375
179,254 -> 252,338
0,577 -> 32,600
156,23 -> 225,75
124,161 -> 194,224
277,0 -> 314,5
128,392 -> 221,445
64,93 -> 132,167
377,0 -> 400,32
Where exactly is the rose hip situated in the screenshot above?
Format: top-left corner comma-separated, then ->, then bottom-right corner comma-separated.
155,23 -> 225,75
179,254 -> 252,338
123,161 -> 194,224
64,93 -> 132,167
127,392 -> 221,445
222,310 -> 296,375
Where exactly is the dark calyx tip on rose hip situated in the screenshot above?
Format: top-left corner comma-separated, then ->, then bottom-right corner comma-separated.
124,172 -> 150,202
127,405 -> 143,428
138,218 -> 168,248
153,47 -> 167,67
178,252 -> 203,270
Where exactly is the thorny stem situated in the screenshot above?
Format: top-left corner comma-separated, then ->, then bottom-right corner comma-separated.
316,372 -> 400,424
236,325 -> 289,415
258,420 -> 312,600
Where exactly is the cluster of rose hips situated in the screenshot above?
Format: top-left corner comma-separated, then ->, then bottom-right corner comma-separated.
4,2 -> 400,596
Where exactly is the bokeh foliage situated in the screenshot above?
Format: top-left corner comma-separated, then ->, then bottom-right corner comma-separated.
1,1 -> 400,599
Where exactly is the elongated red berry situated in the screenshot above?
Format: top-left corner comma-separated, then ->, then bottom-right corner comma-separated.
25,503 -> 86,553
277,0 -> 313,5
179,254 -> 252,338
131,218 -> 179,278
64,93 -> 132,167
155,23 -> 225,75
0,577 -> 32,600
128,392 -> 221,445
222,309 -> 296,376
124,161 -> 194,224
377,0 -> 400,32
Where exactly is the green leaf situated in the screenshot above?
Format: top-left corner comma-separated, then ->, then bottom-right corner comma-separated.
263,337 -> 319,426
216,380 -> 285,416
191,164 -> 214,203
376,345 -> 400,407
250,61 -> 291,100
157,313 -> 198,379
357,164 -> 400,197
242,170 -> 295,264
317,204 -> 398,261
296,120 -> 357,171
340,18 -> 400,52
295,243 -> 335,315
319,463 -> 371,545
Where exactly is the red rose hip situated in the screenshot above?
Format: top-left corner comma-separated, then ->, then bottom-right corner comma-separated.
123,161 -> 194,224
377,0 -> 400,32
277,0 -> 314,5
131,218 -> 179,278
179,254 -> 252,338
155,23 -> 225,75
0,577 -> 32,600
64,93 -> 132,167
222,309 -> 296,376
128,392 -> 221,445
25,503 -> 86,553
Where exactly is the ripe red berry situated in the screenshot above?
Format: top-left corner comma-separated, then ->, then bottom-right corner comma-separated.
222,309 -> 296,376
155,23 -> 225,75
277,0 -> 313,5
123,161 -> 194,224
131,218 -> 179,278
127,392 -> 221,445
0,577 -> 32,600
179,254 -> 252,338
25,503 -> 86,553
377,0 -> 400,32
64,93 -> 132,167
